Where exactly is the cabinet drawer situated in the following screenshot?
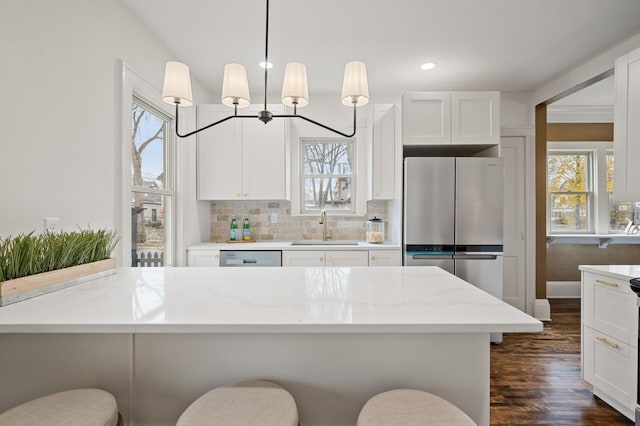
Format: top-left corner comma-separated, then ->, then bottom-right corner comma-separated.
584,326 -> 636,408
583,272 -> 636,344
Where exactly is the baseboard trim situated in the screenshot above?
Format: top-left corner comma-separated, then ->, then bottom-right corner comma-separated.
547,281 -> 581,299
535,299 -> 551,321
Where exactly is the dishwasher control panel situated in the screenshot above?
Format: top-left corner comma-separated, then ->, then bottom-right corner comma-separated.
219,250 -> 282,267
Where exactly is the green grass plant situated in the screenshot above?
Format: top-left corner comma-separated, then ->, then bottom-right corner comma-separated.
0,229 -> 118,282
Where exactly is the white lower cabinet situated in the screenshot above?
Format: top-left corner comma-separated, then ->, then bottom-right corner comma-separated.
187,250 -> 220,267
581,271 -> 638,420
369,249 -> 402,266
188,247 -> 401,268
282,250 -> 369,267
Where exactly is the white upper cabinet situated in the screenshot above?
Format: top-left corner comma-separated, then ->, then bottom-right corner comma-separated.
402,92 -> 450,145
198,104 -> 286,200
614,47 -> 640,201
368,104 -> 396,200
402,91 -> 500,146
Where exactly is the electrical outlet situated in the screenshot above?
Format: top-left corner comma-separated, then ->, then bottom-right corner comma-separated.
270,213 -> 278,224
44,217 -> 60,233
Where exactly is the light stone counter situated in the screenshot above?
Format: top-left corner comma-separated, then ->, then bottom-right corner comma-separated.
188,241 -> 401,251
579,264 -> 640,281
0,266 -> 541,426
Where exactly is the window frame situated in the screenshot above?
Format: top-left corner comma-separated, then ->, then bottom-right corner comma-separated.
130,95 -> 176,266
289,130 -> 367,217
299,137 -> 356,214
119,62 -> 177,267
546,148 -> 594,234
547,141 -> 634,235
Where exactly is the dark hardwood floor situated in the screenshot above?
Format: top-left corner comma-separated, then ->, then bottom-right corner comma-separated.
490,299 -> 634,425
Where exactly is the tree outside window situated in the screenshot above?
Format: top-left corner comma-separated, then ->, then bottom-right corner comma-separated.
301,139 -> 355,213
131,97 -> 173,266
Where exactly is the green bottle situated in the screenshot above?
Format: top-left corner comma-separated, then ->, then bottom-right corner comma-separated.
242,216 -> 251,241
230,215 -> 238,241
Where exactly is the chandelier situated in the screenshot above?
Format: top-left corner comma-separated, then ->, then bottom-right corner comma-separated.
161,0 -> 369,139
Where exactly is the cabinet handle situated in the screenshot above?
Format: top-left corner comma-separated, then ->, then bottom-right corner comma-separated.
371,256 -> 376,261
243,193 -> 248,197
595,279 -> 619,288
320,257 -> 324,262
235,193 -> 240,198
214,255 -> 219,259
596,336 -> 620,349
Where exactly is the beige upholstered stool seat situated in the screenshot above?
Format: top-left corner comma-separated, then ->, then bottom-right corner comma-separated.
0,388 -> 120,426
357,389 -> 476,426
177,380 -> 298,426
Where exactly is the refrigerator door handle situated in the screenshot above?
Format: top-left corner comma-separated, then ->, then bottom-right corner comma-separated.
453,254 -> 498,260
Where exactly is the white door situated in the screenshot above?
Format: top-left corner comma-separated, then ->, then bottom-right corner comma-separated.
501,136 -> 527,311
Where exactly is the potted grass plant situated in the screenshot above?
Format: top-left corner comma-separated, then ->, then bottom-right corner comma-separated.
0,229 -> 119,306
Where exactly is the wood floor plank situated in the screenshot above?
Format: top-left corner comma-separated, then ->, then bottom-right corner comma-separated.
490,298 -> 634,425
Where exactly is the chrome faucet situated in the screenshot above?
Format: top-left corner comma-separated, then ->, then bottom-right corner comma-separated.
319,209 -> 332,241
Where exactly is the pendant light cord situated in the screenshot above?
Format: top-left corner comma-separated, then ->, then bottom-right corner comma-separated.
263,0 -> 270,111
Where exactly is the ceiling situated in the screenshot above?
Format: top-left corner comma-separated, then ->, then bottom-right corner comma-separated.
119,0 -> 640,101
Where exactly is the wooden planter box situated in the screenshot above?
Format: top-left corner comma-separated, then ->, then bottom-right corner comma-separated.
0,258 -> 116,307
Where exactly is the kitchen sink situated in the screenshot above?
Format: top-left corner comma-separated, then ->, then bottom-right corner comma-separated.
290,240 -> 360,246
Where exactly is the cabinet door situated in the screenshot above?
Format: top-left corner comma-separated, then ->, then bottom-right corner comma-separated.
369,104 -> 396,200
614,47 -> 640,201
242,105 -> 286,200
369,249 -> 401,266
402,92 -> 450,145
282,250 -> 325,266
187,250 -> 220,267
197,105 -> 242,200
451,92 -> 500,145
326,250 -> 369,266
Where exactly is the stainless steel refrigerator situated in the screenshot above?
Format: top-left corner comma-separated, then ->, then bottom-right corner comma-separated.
403,157 -> 504,343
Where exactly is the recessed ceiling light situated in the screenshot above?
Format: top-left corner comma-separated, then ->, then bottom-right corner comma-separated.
420,62 -> 436,71
259,61 -> 273,69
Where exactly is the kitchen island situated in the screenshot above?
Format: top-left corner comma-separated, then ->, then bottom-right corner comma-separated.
0,266 -> 541,425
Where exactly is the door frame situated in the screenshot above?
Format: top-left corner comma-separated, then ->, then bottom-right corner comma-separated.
501,128 -> 536,316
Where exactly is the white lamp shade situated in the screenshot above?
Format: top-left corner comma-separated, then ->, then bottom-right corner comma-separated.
221,63 -> 250,108
162,61 -> 193,106
341,61 -> 369,107
281,62 -> 309,107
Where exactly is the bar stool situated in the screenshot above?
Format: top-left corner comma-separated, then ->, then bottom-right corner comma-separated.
357,389 -> 476,426
0,388 -> 121,426
176,379 -> 298,426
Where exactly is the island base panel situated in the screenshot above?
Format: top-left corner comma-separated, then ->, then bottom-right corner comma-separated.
134,333 -> 489,426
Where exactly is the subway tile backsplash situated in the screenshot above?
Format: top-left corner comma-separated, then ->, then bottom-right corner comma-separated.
210,201 -> 388,242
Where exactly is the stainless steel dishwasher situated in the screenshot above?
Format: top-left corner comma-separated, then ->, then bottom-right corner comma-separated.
219,250 -> 282,267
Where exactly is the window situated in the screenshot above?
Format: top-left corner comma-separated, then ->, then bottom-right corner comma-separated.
607,150 -> 640,232
547,142 -> 640,235
130,96 -> 174,266
547,151 -> 593,232
301,138 -> 355,213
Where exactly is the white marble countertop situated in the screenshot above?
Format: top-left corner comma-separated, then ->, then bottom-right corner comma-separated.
579,264 -> 640,281
188,241 -> 401,250
0,266 -> 541,334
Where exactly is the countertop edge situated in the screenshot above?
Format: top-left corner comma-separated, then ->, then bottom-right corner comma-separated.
0,323 -> 542,334
579,264 -> 640,281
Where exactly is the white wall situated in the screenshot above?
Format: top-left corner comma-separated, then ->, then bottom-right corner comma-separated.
501,92 -> 534,128
0,0 -> 211,239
